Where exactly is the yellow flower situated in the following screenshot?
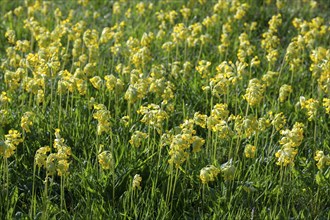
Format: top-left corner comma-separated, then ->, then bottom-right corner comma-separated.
258,117 -> 271,132
323,98 -> 330,114
37,89 -> 44,104
137,104 -> 168,133
193,112 -> 207,128
129,131 -> 148,148
57,159 -> 70,176
314,150 -> 330,170
275,147 -> 297,166
211,103 -> 229,120
196,60 -> 211,79
136,2 -> 146,15
279,84 -> 292,102
46,153 -> 58,176
279,122 -> 304,148
271,112 -> 286,131
244,78 -> 265,106
241,115 -> 258,138
83,29 -> 99,48
93,104 -> 111,135
5,129 -> 23,146
124,85 -> 138,103
15,40 -> 30,52
234,3 -> 249,20
132,174 -> 142,190
180,7 -> 190,20
84,63 -> 96,77
98,151 -> 114,170
200,165 -> 220,184
0,92 -> 11,104
89,76 -> 103,90
300,98 -> 319,121
21,111 -> 34,133
35,146 -> 51,169
120,116 -> 130,127
112,2 -> 120,15
168,148 -> 189,168
250,56 -> 260,67
244,144 -> 256,158
5,29 -> 15,44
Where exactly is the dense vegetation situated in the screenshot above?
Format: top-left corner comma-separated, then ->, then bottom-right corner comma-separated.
0,0 -> 330,219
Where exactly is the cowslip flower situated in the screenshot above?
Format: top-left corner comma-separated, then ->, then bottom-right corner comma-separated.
314,150 -> 330,170
200,165 -> 220,184
244,144 -> 256,158
300,98 -> 319,121
21,111 -> 34,133
278,84 -> 292,102
90,76 -> 103,90
275,147 -> 298,166
35,146 -> 51,168
98,151 -> 114,170
132,174 -> 142,190
129,131 -> 148,148
2,130 -> 23,158
244,78 -> 265,106
323,98 -> 330,114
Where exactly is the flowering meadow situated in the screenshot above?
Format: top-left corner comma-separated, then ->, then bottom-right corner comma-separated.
0,0 -> 330,219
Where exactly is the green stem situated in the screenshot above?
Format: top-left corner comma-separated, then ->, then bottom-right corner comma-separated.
42,175 -> 49,220
5,159 -> 9,219
30,163 -> 37,219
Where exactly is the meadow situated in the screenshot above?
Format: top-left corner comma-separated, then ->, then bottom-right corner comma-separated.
0,0 -> 330,219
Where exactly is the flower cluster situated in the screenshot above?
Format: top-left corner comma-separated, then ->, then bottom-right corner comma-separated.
209,61 -> 241,97
300,97 -> 319,121
323,98 -> 330,114
35,129 -> 71,176
200,165 -> 220,184
270,112 -> 287,131
278,84 -> 292,103
244,144 -> 257,158
231,114 -> 258,138
34,146 -> 50,168
21,111 -> 34,133
244,78 -> 265,106
196,60 -> 212,79
137,104 -> 168,134
314,151 -> 330,170
261,14 -> 282,64
168,119 -> 205,167
129,131 -> 148,148
98,151 -> 114,170
132,174 -> 142,190
93,104 -> 111,135
317,58 -> 330,94
237,32 -> 255,63
0,130 -> 23,158
275,123 -> 304,166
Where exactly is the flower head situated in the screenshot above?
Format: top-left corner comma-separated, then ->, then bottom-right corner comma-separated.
98,151 -> 114,170
200,165 -> 220,184
244,144 -> 257,158
132,174 -> 142,190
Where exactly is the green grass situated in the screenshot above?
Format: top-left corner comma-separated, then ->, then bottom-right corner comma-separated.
0,0 -> 330,219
